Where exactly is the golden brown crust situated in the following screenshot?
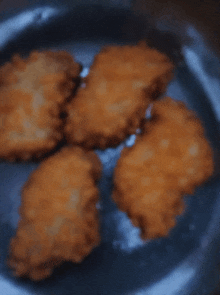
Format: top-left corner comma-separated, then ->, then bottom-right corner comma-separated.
113,97 -> 214,240
8,146 -> 102,281
0,51 -> 81,161
65,42 -> 174,149
148,97 -> 214,194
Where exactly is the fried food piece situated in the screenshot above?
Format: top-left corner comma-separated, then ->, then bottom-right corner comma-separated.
148,97 -> 214,194
0,51 -> 81,161
8,146 -> 102,281
65,42 -> 174,149
113,97 -> 214,239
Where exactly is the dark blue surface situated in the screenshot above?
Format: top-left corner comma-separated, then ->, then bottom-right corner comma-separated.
0,2 -> 220,295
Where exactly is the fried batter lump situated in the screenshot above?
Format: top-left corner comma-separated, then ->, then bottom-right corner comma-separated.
113,97 -> 214,239
0,51 -> 81,161
65,42 -> 174,149
8,146 -> 102,281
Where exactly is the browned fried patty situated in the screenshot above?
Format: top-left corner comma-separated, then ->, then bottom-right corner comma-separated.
65,42 -> 174,149
113,97 -> 214,239
8,146 -> 102,281
0,50 -> 81,161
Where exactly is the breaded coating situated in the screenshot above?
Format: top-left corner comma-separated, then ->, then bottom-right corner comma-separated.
8,146 -> 102,281
113,97 -> 214,239
65,42 -> 174,149
0,51 -> 81,161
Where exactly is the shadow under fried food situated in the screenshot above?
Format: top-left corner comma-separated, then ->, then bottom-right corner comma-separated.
65,41 -> 174,149
7,146 -> 102,281
0,50 -> 81,161
113,97 -> 214,240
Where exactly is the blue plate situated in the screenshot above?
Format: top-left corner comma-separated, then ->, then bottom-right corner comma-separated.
0,1 -> 220,294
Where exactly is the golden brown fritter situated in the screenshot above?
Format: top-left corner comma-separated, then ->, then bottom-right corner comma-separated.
65,42 -> 174,149
148,97 -> 214,194
0,50 -> 81,161
113,97 -> 214,240
8,146 -> 102,281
